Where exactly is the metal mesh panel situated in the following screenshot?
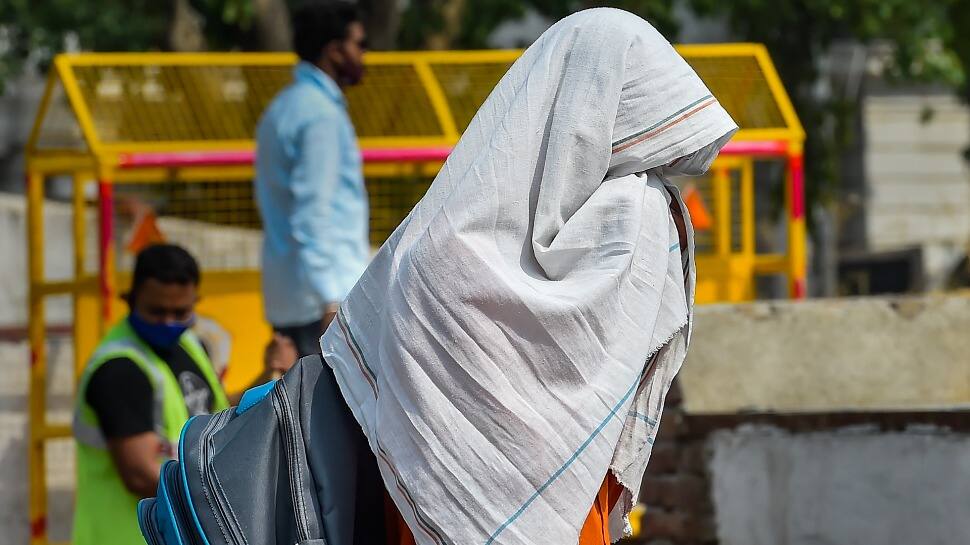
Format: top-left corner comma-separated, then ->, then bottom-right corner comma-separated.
430,61 -> 514,132
345,64 -> 442,138
366,176 -> 433,244
111,171 -> 749,263
685,55 -> 787,130
110,176 -> 434,272
687,177 -> 715,254
72,64 -> 290,143
49,57 -> 456,147
670,167 -> 744,256
32,48 -> 800,152
112,181 -> 262,273
114,181 -> 261,229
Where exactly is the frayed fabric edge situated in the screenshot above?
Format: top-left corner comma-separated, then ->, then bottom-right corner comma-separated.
607,319 -> 690,542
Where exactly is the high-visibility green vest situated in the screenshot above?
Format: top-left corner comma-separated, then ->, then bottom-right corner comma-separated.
72,318 -> 229,545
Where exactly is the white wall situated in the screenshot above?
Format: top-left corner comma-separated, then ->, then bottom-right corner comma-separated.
0,339 -> 76,544
710,426 -> 970,545
863,95 -> 970,288
0,194 -> 92,327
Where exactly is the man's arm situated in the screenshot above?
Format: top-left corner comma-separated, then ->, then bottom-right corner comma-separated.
106,434 -> 164,498
322,301 -> 340,331
289,115 -> 345,320
86,358 -> 164,498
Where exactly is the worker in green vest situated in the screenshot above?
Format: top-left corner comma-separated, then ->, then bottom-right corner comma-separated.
72,243 -> 297,545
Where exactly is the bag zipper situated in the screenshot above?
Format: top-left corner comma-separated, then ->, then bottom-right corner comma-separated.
199,410 -> 248,545
273,380 -> 314,542
165,460 -> 207,545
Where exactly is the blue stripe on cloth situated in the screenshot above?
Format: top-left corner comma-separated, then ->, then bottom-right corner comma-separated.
484,375 -> 642,544
669,243 -> 680,252
627,411 -> 658,427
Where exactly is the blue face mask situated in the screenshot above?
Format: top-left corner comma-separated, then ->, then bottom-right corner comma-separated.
128,311 -> 195,349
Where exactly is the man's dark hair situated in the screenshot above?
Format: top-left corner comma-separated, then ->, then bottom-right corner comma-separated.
292,1 -> 362,63
130,244 -> 200,297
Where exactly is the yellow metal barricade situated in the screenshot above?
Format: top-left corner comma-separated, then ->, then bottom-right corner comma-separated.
24,45 -> 803,545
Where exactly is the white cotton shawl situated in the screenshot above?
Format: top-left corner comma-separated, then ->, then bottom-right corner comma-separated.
321,8 -> 737,544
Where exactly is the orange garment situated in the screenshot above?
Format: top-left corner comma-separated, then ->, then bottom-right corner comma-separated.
387,474 -> 623,545
384,491 -> 417,545
682,184 -> 712,231
577,473 -> 624,545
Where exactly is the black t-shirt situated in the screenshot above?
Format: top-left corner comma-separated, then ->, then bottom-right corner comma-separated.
85,342 -> 216,439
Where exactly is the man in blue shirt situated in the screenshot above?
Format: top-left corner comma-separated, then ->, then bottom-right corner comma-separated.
255,1 -> 369,356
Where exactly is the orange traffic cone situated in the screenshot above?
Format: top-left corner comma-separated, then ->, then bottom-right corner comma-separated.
683,184 -> 712,231
126,210 -> 166,253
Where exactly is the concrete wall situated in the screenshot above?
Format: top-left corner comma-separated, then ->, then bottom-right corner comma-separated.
709,426 -> 970,545
0,194 -> 95,327
0,193 -> 261,327
641,294 -> 970,545
863,95 -> 970,289
0,339 -> 76,544
679,294 -> 970,414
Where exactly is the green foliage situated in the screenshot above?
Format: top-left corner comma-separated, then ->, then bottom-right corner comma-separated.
187,0 -> 256,49
529,1 -> 680,41
186,0 -> 298,50
457,0 -> 529,49
688,0 -> 967,215
3,0 -> 969,205
396,0 -> 970,220
946,1 -> 970,162
0,0 -> 171,91
399,0 -> 679,49
0,0 -> 300,91
945,1 -> 970,99
398,0 -> 454,49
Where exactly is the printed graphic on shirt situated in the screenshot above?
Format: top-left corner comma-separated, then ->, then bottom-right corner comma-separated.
179,371 -> 213,416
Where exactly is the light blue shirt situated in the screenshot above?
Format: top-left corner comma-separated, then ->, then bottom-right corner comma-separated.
255,62 -> 369,326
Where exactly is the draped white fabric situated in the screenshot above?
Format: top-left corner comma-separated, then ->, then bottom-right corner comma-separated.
321,8 -> 737,544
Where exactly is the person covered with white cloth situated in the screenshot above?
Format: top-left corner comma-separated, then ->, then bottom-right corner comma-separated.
321,8 -> 737,545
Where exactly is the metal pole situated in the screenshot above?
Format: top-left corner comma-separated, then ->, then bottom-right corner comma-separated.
26,172 -> 48,545
98,177 -> 115,325
787,150 -> 807,298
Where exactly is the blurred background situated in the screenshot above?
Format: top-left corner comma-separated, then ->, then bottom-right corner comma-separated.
1,1 -> 968,545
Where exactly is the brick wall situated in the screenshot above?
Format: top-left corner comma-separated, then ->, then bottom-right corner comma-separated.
623,378 -> 970,545
621,381 -> 717,545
